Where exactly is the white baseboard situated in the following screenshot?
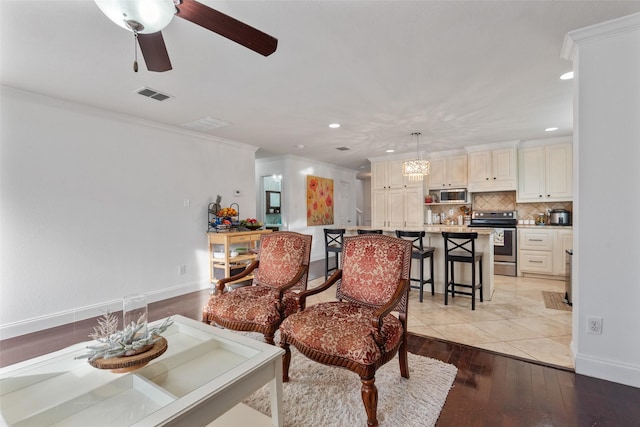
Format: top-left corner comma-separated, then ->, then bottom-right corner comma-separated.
0,281 -> 209,340
575,352 -> 640,388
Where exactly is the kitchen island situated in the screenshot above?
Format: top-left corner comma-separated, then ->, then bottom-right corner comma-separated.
345,226 -> 496,300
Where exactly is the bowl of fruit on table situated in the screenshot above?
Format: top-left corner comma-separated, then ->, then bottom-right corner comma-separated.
241,218 -> 263,230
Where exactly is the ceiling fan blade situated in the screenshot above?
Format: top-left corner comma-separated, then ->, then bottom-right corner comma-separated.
137,32 -> 173,72
176,0 -> 277,56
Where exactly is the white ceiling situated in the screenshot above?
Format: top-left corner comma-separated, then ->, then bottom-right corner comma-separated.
2,1 -> 640,171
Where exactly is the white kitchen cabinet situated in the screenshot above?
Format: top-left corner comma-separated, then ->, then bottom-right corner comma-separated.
428,155 -> 467,189
517,142 -> 572,202
555,229 -> 573,276
519,228 -> 554,274
468,147 -> 517,192
372,159 -> 422,190
371,160 -> 424,228
518,227 -> 573,278
371,187 -> 423,228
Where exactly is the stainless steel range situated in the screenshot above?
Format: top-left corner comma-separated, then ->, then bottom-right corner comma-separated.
469,210 -> 517,276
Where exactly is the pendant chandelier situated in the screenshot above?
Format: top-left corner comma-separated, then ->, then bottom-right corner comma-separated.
402,132 -> 430,181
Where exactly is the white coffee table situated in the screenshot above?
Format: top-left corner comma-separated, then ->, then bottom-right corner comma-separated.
0,315 -> 283,426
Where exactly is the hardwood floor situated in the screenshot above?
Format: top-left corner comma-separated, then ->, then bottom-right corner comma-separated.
2,289 -> 639,426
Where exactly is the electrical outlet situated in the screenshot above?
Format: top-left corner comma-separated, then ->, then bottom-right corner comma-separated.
178,264 -> 186,275
184,199 -> 190,207
587,316 -> 603,335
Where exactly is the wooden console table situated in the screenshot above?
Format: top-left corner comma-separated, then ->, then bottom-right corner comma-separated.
208,229 -> 272,285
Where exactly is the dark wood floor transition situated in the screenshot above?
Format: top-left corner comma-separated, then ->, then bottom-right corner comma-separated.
1,289 -> 638,426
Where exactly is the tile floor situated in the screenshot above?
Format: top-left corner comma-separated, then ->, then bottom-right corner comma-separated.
305,274 -> 575,369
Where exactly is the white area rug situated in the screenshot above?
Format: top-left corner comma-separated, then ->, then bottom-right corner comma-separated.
242,344 -> 457,427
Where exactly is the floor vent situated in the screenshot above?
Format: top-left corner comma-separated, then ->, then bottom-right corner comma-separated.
336,147 -> 350,151
134,87 -> 174,101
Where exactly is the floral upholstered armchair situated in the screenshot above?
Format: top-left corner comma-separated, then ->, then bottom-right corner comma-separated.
202,231 -> 312,345
279,234 -> 412,427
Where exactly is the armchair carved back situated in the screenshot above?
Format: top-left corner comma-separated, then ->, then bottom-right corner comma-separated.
335,234 -> 412,313
253,231 -> 312,292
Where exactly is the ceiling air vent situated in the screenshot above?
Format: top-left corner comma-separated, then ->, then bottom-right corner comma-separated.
182,116 -> 230,131
336,147 -> 350,151
134,87 -> 174,101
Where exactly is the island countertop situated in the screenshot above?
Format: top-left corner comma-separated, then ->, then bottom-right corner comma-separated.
345,225 -> 495,235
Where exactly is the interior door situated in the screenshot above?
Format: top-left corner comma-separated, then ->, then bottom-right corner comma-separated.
337,180 -> 351,226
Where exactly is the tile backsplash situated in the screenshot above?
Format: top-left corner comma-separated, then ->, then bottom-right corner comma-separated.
473,191 -> 572,221
425,191 -> 572,223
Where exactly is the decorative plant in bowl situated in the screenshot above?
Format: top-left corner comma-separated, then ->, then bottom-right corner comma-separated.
240,218 -> 263,230
76,312 -> 173,371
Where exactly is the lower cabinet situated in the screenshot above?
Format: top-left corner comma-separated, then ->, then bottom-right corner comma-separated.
371,187 -> 423,229
518,227 -> 573,278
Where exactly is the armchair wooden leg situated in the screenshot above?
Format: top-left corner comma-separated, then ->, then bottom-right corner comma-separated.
399,342 -> 409,379
280,340 -> 291,383
361,376 -> 378,427
264,331 -> 275,346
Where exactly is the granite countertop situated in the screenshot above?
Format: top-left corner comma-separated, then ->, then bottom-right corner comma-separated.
517,224 -> 573,229
346,225 -> 495,235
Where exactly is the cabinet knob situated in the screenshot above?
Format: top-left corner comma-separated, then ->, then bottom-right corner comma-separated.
547,194 -> 551,197
493,177 -> 497,180
486,177 -> 489,181
539,195 -> 543,198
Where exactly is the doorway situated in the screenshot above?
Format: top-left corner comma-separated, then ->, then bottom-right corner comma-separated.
262,174 -> 282,230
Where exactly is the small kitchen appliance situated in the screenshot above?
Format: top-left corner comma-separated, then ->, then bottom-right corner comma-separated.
549,209 -> 571,226
438,188 -> 468,204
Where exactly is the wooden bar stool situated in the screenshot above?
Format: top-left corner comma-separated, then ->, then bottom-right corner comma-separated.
324,228 -> 345,280
395,230 -> 435,302
442,232 -> 483,310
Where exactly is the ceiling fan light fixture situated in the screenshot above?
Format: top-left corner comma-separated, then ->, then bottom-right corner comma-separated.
95,0 -> 176,34
402,132 -> 430,181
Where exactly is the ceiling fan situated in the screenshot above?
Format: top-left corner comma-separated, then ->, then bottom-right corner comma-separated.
94,0 -> 278,72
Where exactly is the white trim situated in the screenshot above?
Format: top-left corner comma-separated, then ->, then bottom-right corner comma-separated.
517,136 -> 573,148
0,85 -> 259,153
562,12 -> 640,61
464,140 -> 519,153
575,352 -> 640,389
560,32 -> 578,61
0,281 -> 209,340
426,148 -> 467,159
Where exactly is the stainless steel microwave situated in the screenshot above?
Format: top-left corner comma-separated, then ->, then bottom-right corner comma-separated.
439,188 -> 468,203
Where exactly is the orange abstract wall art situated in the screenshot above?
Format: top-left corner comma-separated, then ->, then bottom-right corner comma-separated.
306,175 -> 334,226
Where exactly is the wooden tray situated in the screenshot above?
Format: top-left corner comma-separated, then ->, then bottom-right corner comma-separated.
89,337 -> 168,373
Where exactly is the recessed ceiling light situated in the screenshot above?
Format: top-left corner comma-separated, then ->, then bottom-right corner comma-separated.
329,123 -> 341,128
297,144 -> 305,149
560,71 -> 574,80
545,127 -> 558,132
386,149 -> 395,153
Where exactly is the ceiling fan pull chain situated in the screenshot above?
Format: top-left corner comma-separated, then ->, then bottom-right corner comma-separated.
133,32 -> 139,73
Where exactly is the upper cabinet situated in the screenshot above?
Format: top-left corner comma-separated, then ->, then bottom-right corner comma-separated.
428,154 -> 467,189
372,160 -> 422,190
467,147 -> 517,192
371,159 -> 424,228
517,142 -> 572,202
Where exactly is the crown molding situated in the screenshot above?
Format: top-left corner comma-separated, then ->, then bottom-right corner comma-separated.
1,85 -> 259,153
518,136 -> 573,148
465,140 -> 519,153
562,12 -> 640,60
